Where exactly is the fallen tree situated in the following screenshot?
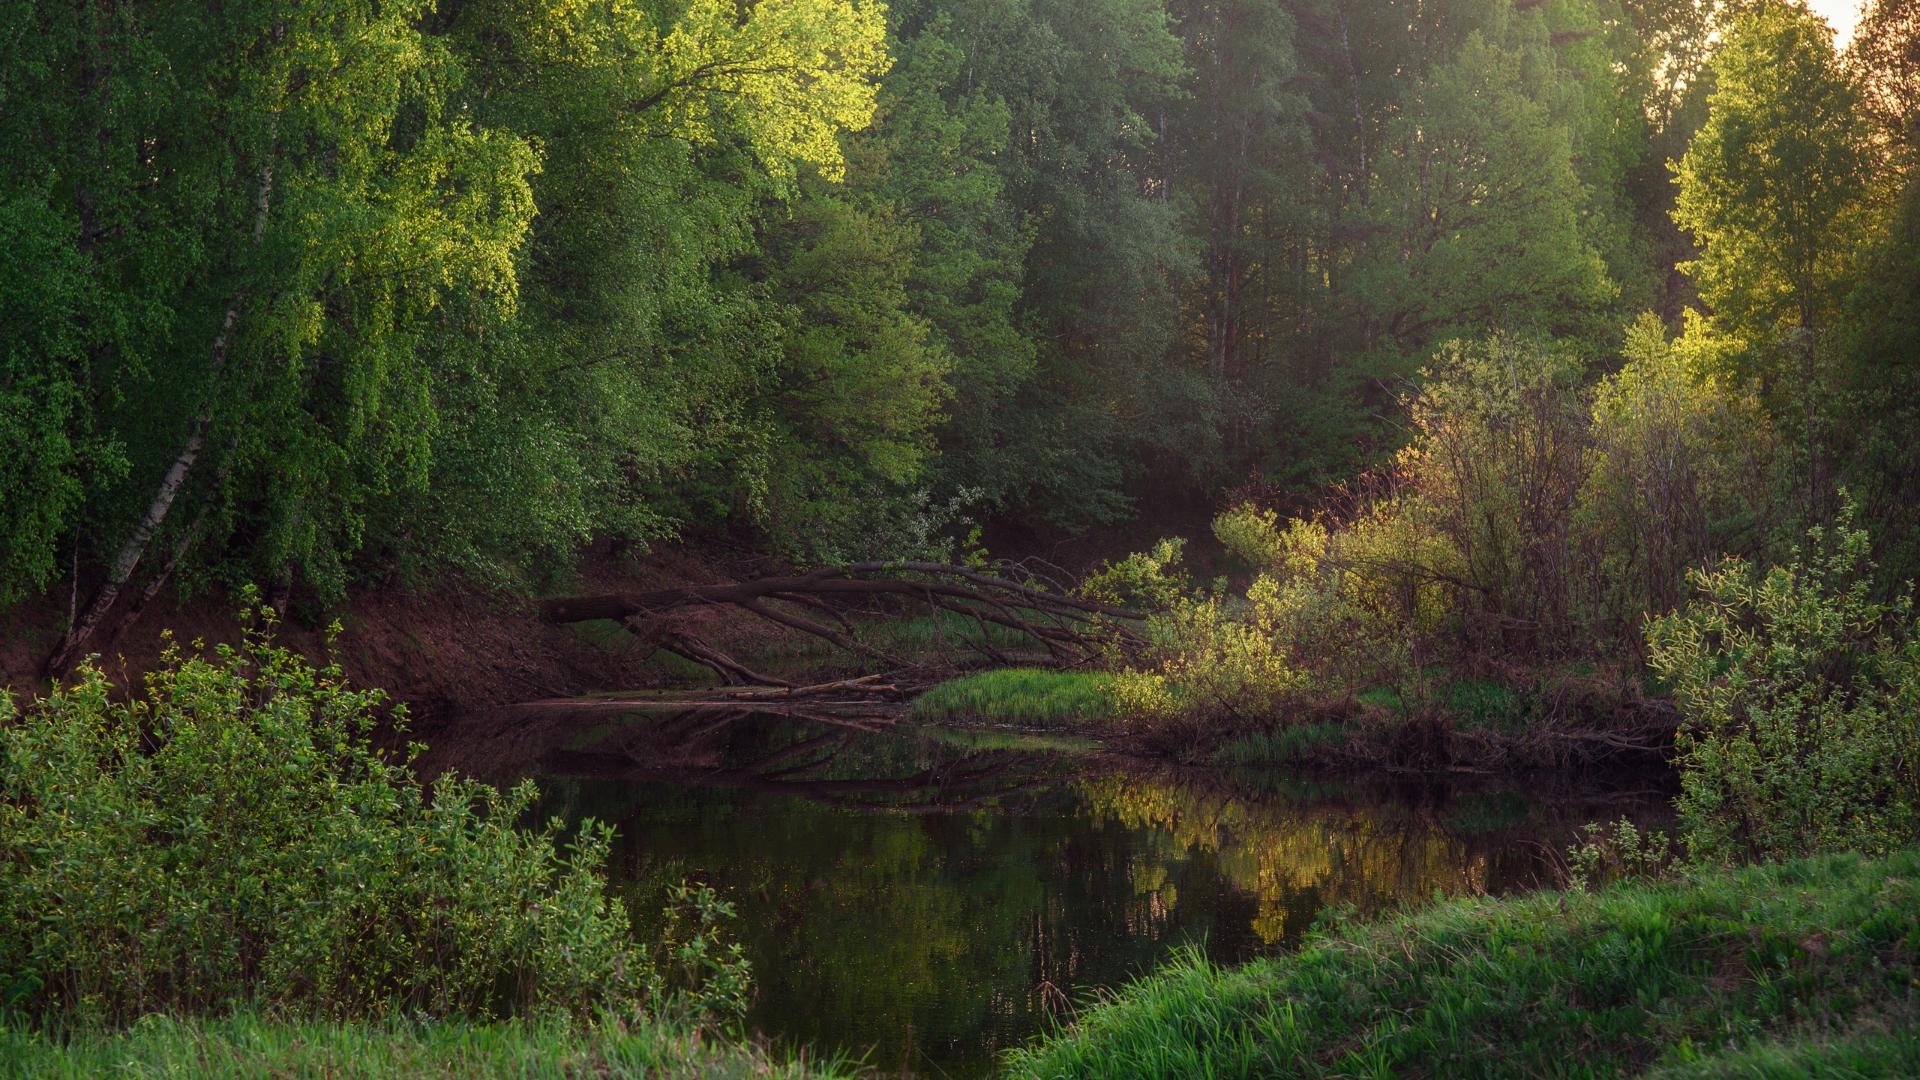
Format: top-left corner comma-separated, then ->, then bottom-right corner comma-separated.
540,561 -> 1145,685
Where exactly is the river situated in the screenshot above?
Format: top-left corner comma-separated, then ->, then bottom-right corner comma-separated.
416,706 -> 1669,1077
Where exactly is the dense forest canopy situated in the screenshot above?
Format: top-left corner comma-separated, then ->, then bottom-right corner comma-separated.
2,0 -> 1917,650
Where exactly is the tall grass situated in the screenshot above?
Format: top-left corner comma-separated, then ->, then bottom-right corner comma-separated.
0,1014 -> 858,1080
910,668 -> 1117,727
1210,723 -> 1346,767
1007,849 -> 1920,1077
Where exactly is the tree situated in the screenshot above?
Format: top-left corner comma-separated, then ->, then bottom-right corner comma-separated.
931,0 -> 1192,528
37,1 -> 540,670
1672,2 -> 1875,352
749,191 -> 951,558
849,12 -> 1039,517
1162,0 -> 1312,478
1671,0 -> 1879,520
1850,0 -> 1920,148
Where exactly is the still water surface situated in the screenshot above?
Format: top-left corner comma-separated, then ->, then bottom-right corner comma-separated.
425,709 -> 1664,1077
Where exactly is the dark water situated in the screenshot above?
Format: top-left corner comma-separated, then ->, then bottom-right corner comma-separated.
422,708 -> 1667,1078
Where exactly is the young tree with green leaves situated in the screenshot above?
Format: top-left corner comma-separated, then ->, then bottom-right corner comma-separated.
1671,0 -> 1881,522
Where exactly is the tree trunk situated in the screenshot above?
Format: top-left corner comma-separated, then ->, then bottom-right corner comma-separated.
44,125 -> 278,675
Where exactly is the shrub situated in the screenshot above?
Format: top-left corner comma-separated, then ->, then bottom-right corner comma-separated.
1565,817 -> 1676,891
1076,537 -> 1191,613
1646,505 -> 1920,863
0,613 -> 741,1027
1403,335 -> 1592,656
1110,580 -> 1312,730
1578,313 -> 1774,649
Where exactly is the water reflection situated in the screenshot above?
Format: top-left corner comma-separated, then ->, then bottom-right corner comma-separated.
419,706 -> 1667,1077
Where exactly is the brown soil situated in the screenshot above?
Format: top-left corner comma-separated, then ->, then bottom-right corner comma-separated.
0,546 -> 785,723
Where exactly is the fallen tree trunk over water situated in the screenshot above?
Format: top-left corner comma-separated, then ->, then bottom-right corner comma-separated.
541,561 -> 1144,671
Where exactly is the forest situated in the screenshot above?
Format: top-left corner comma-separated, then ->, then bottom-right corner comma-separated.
3,0 -> 1920,1076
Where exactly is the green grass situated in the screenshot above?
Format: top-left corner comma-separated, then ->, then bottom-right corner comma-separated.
1355,685 -> 1405,711
0,1014 -> 858,1079
1007,849 -> 1920,1078
1444,677 -> 1528,731
1211,722 -> 1347,767
909,668 -> 1117,727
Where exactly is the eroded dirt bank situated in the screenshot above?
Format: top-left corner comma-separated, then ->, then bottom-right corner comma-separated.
1,548 -> 782,722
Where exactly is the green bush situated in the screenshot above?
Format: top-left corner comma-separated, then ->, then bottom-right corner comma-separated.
0,613 -> 740,1027
1076,538 -> 1191,613
1646,506 -> 1920,863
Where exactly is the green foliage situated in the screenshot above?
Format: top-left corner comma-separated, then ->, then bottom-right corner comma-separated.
1581,313 -> 1774,637
910,668 -> 1118,726
1077,538 -> 1191,613
1108,576 -> 1319,730
1673,2 -> 1877,348
0,615 -> 740,1027
1007,849 -> 1920,1077
1403,335 -> 1594,653
1210,723 -> 1346,768
1835,171 -> 1920,586
1567,817 -> 1678,892
2,0 -> 1915,708
747,190 -> 951,557
649,883 -> 753,1024
0,1013 -> 854,1080
1646,506 -> 1920,863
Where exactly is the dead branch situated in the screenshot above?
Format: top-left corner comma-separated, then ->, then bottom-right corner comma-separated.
541,561 -> 1143,671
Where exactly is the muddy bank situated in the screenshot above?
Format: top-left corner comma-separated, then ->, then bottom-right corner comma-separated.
0,548 -> 789,722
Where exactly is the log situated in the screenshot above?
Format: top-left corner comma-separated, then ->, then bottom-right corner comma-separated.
540,562 -> 1143,625
539,561 -> 1142,672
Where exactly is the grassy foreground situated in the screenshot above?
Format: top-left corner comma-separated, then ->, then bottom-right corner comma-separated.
1007,850 -> 1920,1078
0,1014 -> 855,1080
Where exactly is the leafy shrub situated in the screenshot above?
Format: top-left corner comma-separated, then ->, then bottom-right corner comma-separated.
1077,538 -> 1191,613
1108,580 -> 1312,730
0,613 -> 742,1027
1403,335 -> 1592,655
1646,506 -> 1920,863
1578,313 -> 1774,648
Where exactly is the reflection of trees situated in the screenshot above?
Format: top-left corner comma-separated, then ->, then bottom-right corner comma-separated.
416,702 -> 1057,815
432,705 -> 1655,1077
1075,774 -> 1508,944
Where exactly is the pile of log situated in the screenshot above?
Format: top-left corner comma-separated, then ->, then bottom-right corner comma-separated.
540,560 -> 1144,687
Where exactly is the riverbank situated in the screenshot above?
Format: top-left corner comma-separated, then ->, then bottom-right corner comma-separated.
1005,848 -> 1920,1077
0,547 -> 808,721
907,665 -> 1679,776
0,1014 -> 853,1079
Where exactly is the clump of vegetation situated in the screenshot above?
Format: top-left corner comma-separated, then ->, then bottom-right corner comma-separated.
1007,850 -> 1920,1077
0,1013 -> 854,1080
1648,507 -> 1920,864
0,612 -> 744,1028
1210,723 -> 1347,768
910,668 -> 1116,727
1566,817 -> 1679,892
